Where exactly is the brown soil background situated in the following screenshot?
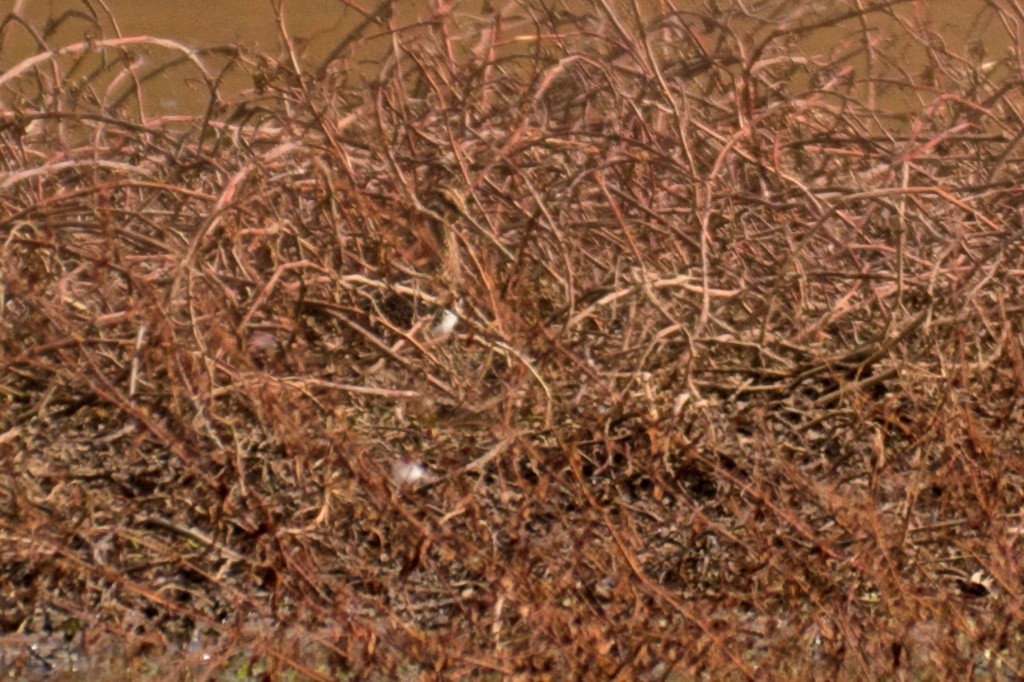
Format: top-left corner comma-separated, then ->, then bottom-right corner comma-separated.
2,0 -> 1024,679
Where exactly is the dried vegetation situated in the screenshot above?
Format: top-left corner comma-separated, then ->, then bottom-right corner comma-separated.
2,0 -> 1024,678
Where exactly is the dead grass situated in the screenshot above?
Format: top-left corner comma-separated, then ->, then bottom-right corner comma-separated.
2,0 -> 1024,679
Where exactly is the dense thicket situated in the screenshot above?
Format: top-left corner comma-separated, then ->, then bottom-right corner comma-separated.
2,1 -> 1023,678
